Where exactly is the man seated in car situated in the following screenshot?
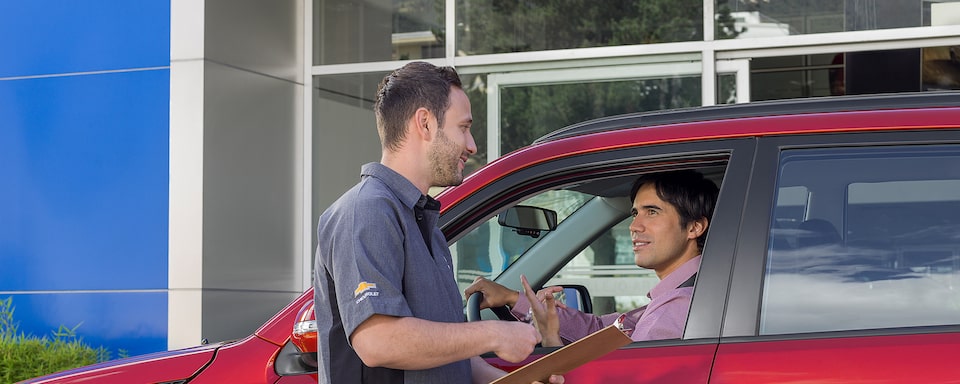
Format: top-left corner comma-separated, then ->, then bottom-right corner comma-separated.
465,170 -> 718,346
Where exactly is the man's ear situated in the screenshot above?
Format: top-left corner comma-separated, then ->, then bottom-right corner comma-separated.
687,217 -> 708,239
412,107 -> 433,140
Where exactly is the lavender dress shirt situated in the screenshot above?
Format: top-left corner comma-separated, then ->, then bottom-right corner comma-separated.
511,255 -> 701,344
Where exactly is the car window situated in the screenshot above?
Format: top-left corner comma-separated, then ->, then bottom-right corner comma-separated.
452,190 -> 593,292
452,164 -> 727,322
761,145 -> 960,335
545,217 -> 652,314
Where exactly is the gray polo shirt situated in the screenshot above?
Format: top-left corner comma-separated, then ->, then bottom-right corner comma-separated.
314,162 -> 470,384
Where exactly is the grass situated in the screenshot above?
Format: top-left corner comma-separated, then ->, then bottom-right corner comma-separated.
0,297 -> 125,383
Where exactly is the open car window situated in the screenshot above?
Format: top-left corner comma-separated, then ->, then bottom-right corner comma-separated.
452,190 -> 593,292
450,159 -> 728,322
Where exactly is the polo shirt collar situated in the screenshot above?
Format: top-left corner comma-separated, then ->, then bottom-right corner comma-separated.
649,255 -> 701,299
360,162 -> 436,210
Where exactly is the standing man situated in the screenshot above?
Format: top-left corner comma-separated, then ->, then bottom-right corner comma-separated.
467,170 -> 718,346
314,61 -> 563,384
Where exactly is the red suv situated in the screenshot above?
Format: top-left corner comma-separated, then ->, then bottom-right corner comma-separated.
23,92 -> 960,383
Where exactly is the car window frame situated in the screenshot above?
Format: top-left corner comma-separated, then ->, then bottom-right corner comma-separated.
440,138 -> 757,345
725,129 -> 960,341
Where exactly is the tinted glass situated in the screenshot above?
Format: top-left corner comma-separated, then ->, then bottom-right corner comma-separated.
716,0 -> 960,40
315,0 -> 444,65
456,0 -> 708,56
499,76 -> 702,155
761,145 -> 960,335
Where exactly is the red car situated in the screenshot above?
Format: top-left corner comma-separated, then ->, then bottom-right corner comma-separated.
23,92 -> 960,383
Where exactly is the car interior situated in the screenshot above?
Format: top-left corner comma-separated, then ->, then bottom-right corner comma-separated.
457,163 -> 727,325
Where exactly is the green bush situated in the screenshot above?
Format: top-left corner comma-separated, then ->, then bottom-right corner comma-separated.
0,297 -> 124,383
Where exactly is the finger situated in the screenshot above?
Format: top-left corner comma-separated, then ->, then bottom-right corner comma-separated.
520,275 -> 537,301
535,286 -> 563,301
520,275 -> 542,313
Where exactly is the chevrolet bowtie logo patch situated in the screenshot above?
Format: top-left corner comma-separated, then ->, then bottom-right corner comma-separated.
354,282 -> 377,297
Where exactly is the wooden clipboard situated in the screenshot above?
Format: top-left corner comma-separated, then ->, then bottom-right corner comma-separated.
491,324 -> 632,384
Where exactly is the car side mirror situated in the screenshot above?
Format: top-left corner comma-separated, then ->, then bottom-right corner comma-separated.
498,205 -> 558,238
557,285 -> 593,314
276,300 -> 319,376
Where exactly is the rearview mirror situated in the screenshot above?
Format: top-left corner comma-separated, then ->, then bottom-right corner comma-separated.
498,205 -> 558,238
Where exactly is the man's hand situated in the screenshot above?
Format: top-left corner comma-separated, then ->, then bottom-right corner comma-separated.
533,375 -> 565,384
488,321 -> 542,362
465,276 -> 521,309
521,275 -> 563,347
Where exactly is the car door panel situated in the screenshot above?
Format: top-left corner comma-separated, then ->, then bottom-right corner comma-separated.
712,331 -> 960,383
714,131 -> 960,383
488,343 -> 715,383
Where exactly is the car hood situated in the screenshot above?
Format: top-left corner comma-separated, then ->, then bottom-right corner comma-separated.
19,342 -> 224,384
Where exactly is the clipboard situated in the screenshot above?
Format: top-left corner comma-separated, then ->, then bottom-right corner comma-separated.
491,324 -> 632,384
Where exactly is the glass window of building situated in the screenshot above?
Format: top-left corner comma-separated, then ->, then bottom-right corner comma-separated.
456,0 -> 715,55
497,76 -> 702,155
750,46 -> 960,102
315,0 -> 444,65
717,0 -> 960,39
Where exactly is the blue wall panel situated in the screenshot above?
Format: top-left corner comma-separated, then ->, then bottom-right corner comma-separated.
0,69 -> 169,291
6,292 -> 167,357
0,0 -> 170,78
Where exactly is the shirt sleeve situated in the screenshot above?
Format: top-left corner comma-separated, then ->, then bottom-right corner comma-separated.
330,192 -> 414,341
511,290 -> 622,345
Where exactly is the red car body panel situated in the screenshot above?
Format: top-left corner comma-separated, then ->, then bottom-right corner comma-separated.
21,293 -> 316,384
711,332 -> 960,383
489,343 -> 716,383
255,290 -> 313,346
20,343 -> 218,384
189,335 -> 290,384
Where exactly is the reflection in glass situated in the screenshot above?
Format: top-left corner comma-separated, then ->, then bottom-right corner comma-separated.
717,73 -> 737,104
750,46 -> 960,101
716,0 -> 959,39
315,0 -> 444,65
922,46 -> 960,91
498,76 -> 702,155
315,72 -> 387,110
761,146 -> 960,335
751,54 -> 841,101
456,0 -> 733,55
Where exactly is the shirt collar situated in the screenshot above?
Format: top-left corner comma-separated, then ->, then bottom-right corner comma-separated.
649,255 -> 702,299
360,162 -> 438,211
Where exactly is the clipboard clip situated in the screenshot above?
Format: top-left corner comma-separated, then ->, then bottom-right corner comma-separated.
613,314 -> 633,335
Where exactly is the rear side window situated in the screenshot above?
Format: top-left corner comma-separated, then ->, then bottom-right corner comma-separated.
760,145 -> 960,335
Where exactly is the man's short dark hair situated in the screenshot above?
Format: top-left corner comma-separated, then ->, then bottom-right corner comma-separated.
374,61 -> 464,151
630,170 -> 719,250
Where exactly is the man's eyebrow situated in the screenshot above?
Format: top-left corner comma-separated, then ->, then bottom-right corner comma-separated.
638,204 -> 663,211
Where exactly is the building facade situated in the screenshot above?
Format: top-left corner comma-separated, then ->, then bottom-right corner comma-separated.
2,0 -> 959,356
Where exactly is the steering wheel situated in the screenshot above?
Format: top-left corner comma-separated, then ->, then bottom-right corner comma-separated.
466,291 -> 519,322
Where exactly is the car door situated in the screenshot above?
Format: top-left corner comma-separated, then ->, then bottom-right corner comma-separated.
712,129 -> 960,383
441,137 -> 756,382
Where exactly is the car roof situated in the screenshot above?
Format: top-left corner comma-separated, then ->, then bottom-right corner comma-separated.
533,91 -> 960,144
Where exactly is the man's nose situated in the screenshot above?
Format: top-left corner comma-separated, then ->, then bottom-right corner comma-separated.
465,132 -> 478,155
